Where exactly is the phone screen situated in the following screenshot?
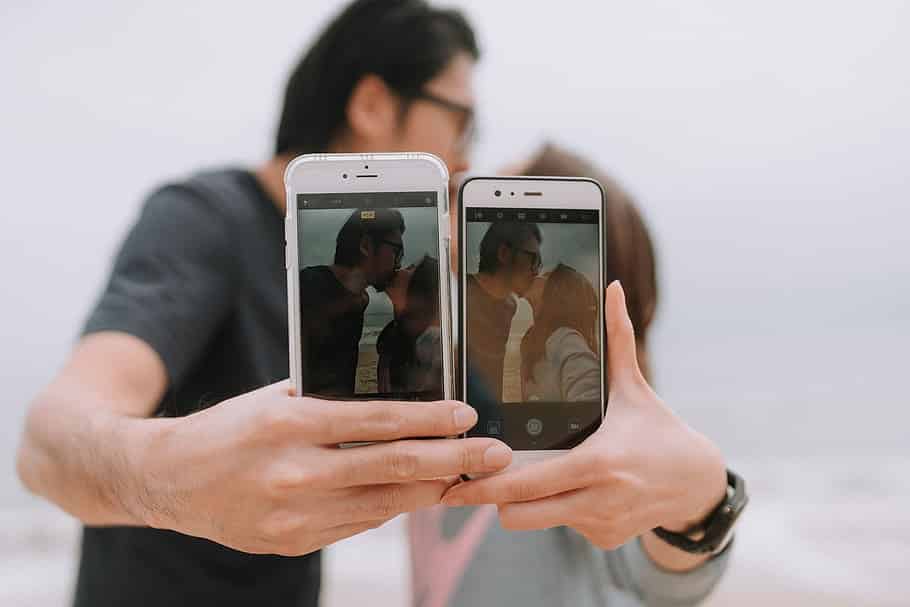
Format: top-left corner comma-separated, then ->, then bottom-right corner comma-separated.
463,205 -> 603,449
296,191 -> 443,400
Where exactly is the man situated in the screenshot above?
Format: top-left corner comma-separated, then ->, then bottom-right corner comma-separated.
301,208 -> 405,396
465,221 -> 542,402
16,2 -> 512,606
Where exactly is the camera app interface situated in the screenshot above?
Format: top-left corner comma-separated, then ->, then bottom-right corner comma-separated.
297,192 -> 442,400
464,206 -> 602,449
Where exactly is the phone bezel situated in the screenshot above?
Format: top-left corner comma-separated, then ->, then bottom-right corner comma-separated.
284,152 -> 453,401
457,175 -> 607,465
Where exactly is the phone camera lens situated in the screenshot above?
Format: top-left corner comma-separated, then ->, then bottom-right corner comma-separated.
364,165 -> 369,169
343,173 -> 348,179
494,190 -> 502,197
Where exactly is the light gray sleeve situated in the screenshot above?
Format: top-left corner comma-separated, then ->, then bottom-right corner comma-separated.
547,328 -> 601,402
603,536 -> 732,607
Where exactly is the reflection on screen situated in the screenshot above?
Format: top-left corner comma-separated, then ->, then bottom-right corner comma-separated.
297,192 -> 442,400
464,206 -> 602,449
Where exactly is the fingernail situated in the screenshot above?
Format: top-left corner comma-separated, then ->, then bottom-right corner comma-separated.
613,281 -> 626,302
483,443 -> 512,469
453,405 -> 477,429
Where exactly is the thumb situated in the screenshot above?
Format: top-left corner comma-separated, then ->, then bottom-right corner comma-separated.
605,281 -> 644,388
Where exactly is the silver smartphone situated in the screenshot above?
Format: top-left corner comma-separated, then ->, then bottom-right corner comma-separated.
458,176 -> 606,468
285,153 -> 453,402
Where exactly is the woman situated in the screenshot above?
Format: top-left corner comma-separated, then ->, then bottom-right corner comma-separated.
377,255 -> 443,396
521,263 -> 601,403
409,144 -> 729,607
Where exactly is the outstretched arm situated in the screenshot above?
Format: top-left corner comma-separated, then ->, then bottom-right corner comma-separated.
17,332 -> 168,525
18,332 -> 513,555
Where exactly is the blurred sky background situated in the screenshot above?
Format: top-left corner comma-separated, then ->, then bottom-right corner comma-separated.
465,221 -> 601,286
297,207 -> 439,272
1,1 -> 908,605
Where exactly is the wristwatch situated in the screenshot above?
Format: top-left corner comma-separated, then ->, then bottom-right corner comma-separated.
653,469 -> 748,555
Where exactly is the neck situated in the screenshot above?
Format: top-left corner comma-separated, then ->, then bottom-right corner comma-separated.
474,272 -> 512,300
330,264 -> 369,295
254,154 -> 294,214
255,135 -> 368,214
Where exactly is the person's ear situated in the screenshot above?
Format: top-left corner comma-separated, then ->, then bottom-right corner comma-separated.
360,235 -> 373,260
347,74 -> 399,144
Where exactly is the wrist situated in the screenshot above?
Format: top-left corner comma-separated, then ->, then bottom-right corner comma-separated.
662,447 -> 727,534
652,467 -> 747,558
120,416 -> 180,529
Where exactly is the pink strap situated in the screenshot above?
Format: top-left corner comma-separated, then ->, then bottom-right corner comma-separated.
408,505 -> 497,607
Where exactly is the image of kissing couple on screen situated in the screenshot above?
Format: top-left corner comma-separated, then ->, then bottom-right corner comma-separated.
298,200 -> 442,400
465,215 -> 601,409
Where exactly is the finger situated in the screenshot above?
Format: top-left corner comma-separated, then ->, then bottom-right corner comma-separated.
342,479 -> 453,522
605,281 -> 644,385
305,399 -> 478,444
333,438 -> 512,486
496,489 -> 586,531
440,451 -> 587,506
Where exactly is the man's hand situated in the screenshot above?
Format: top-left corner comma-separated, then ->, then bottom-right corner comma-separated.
17,333 -> 511,557
137,383 -> 512,556
441,281 -> 727,569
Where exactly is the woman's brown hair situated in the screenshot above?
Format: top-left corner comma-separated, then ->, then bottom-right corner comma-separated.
519,143 -> 659,381
520,263 -> 600,393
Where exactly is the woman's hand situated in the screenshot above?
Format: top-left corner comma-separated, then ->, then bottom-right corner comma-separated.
441,281 -> 727,560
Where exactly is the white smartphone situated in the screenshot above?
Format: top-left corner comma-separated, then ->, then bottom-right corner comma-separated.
458,176 -> 606,468
285,153 -> 453,403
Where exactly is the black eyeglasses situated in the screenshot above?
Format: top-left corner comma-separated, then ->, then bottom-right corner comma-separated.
400,89 -> 477,151
379,239 -> 404,265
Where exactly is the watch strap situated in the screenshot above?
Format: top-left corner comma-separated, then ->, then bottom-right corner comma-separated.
652,469 -> 748,555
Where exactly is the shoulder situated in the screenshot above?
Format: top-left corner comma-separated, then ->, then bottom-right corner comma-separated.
157,167 -> 264,225
300,267 -> 347,303
546,327 -> 592,360
145,166 -> 283,260
465,275 -> 485,305
300,265 -> 332,285
118,171 -> 260,265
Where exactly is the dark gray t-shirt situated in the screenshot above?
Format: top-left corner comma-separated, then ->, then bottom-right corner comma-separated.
298,265 -> 368,396
464,274 -> 516,402
75,168 -> 320,607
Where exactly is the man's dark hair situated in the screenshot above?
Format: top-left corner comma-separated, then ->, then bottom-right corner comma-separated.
478,221 -> 542,274
276,0 -> 479,155
334,208 -> 406,266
